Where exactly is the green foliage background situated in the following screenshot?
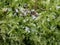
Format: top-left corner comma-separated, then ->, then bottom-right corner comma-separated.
0,0 -> 60,45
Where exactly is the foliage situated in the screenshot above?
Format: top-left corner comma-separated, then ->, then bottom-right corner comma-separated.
0,0 -> 60,45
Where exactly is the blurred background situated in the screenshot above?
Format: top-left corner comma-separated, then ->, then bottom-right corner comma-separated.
0,0 -> 60,45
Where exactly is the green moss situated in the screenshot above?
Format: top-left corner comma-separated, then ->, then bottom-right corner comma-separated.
0,0 -> 60,45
